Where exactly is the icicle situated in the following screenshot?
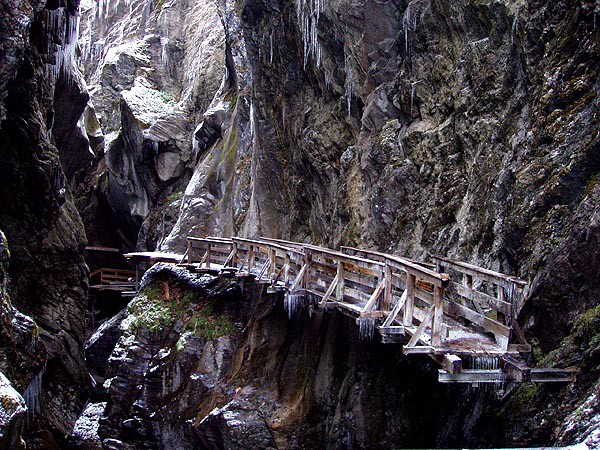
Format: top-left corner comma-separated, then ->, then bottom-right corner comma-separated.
511,11 -> 519,44
44,8 -> 80,84
358,317 -> 376,341
345,55 -> 353,117
23,365 -> 45,425
269,30 -> 274,64
284,291 -> 304,318
161,38 -> 170,71
296,0 -> 323,69
249,99 -> 256,138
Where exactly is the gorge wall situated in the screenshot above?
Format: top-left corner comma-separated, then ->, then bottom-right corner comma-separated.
0,0 -> 599,447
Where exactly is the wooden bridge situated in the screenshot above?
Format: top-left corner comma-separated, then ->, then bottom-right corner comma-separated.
126,236 -> 576,384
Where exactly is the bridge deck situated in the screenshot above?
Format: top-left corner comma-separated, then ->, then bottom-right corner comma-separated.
131,236 -> 575,384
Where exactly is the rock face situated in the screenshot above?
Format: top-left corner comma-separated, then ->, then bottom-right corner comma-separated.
75,0 -> 226,250
0,0 -> 90,446
0,372 -> 27,450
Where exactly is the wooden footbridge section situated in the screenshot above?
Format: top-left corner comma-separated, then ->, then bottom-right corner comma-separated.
126,236 -> 575,384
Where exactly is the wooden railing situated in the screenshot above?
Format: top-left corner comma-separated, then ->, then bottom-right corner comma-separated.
185,237 -> 453,352
432,256 -> 528,351
90,268 -> 137,285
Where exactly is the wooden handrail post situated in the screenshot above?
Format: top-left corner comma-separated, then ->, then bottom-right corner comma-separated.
284,254 -> 290,285
404,273 -> 416,326
431,285 -> 444,347
497,285 -> 507,325
232,242 -> 238,268
248,244 -> 254,273
187,240 -> 192,264
269,248 -> 276,280
336,260 -> 344,301
303,251 -> 312,291
383,263 -> 392,311
206,243 -> 211,268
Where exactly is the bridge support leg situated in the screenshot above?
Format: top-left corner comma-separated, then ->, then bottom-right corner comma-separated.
404,274 -> 415,327
431,286 -> 443,347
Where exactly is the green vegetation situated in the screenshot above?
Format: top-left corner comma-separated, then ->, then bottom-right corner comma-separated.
165,191 -> 183,204
126,280 -> 236,346
160,91 -> 173,104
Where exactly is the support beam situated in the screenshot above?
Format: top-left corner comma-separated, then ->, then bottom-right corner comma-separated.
383,263 -> 392,311
431,354 -> 462,374
431,286 -> 444,347
500,356 -> 531,382
404,274 -> 416,327
290,263 -> 309,292
406,305 -> 435,348
382,290 -> 407,328
336,260 -> 345,301
361,278 -> 386,314
320,273 -> 340,306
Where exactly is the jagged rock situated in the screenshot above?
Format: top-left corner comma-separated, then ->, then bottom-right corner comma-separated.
0,371 -> 27,450
196,394 -> 277,450
85,309 -> 127,386
69,402 -> 106,450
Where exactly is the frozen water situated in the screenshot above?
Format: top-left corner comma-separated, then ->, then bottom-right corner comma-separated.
284,291 -> 304,318
296,0 -> 323,69
358,317 -> 376,341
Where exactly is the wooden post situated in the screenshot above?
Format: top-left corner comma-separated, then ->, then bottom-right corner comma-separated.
284,254 -> 290,285
206,243 -> 211,269
232,242 -> 238,268
431,285 -> 444,347
336,260 -> 345,302
404,273 -> 416,327
269,248 -> 276,281
187,240 -> 192,264
497,285 -> 507,325
248,245 -> 254,273
303,252 -> 311,291
383,263 -> 392,311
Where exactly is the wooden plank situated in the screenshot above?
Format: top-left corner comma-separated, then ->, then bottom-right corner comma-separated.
290,263 -> 309,292
444,299 -> 511,338
406,305 -> 435,348
382,290 -> 407,328
379,326 -> 405,335
319,273 -> 340,306
431,286 -> 444,347
438,369 -> 507,383
361,279 -> 385,314
431,354 -> 462,374
432,256 -> 527,288
336,260 -> 345,302
403,346 -> 435,354
404,274 -> 416,327
529,368 -> 577,382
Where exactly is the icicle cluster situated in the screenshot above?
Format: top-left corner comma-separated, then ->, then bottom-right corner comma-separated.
284,291 -> 304,319
43,7 -> 80,84
23,365 -> 45,424
358,317 -> 376,341
403,2 -> 418,56
296,0 -> 323,69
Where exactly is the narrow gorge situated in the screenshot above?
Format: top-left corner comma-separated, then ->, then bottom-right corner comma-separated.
0,0 -> 599,448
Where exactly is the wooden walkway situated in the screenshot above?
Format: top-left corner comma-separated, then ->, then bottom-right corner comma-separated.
127,236 -> 576,384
